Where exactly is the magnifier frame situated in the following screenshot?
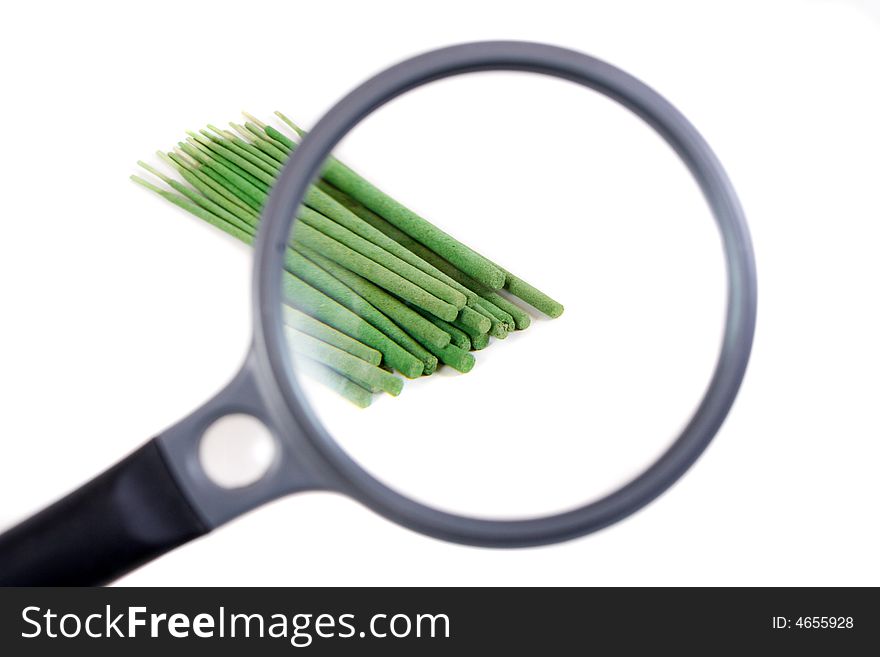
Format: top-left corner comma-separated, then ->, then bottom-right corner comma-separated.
0,41 -> 757,586
247,40 -> 757,546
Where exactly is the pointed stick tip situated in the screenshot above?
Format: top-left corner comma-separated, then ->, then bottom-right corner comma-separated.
242,111 -> 266,127
157,151 -> 179,167
274,111 -> 304,135
130,174 -> 160,192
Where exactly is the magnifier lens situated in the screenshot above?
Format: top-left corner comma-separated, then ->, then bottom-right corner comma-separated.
279,72 -> 726,519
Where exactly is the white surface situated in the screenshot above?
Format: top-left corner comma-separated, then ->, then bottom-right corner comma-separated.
0,0 -> 878,586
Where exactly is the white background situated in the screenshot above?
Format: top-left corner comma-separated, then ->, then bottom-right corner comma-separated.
1,0 -> 878,586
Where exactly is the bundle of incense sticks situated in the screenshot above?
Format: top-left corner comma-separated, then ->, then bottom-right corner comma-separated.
133,112 -> 563,407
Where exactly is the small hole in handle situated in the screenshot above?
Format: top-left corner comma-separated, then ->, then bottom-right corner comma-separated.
199,414 -> 277,489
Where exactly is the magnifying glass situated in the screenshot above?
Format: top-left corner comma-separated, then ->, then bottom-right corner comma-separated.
0,41 -> 756,585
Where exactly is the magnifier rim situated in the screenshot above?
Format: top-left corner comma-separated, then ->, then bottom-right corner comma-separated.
252,40 -> 757,547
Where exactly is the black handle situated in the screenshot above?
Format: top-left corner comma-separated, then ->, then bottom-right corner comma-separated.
0,440 -> 208,586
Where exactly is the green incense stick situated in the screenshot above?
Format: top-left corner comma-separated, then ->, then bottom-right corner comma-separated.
285,250 -> 434,377
316,180 -> 501,333
282,306 -> 381,366
472,332 -> 491,350
451,315 -> 494,348
190,132 -> 277,186
297,206 -> 466,310
204,131 -> 279,177
298,246 -> 453,352
186,137 -> 268,192
293,357 -> 373,408
266,124 -> 504,289
178,143 -> 264,210
166,151 -> 255,216
294,220 -> 460,321
130,176 -> 253,244
230,123 -> 286,164
281,272 -> 424,378
416,310 -> 471,351
137,162 -> 254,238
286,327 -> 403,396
174,163 -> 258,227
331,192 -> 527,330
430,342 -> 476,374
499,271 -> 564,318
243,122 -> 289,161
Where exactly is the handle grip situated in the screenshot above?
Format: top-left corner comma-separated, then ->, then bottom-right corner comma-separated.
0,440 -> 208,586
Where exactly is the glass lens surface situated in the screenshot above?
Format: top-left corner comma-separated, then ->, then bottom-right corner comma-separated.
273,72 -> 725,519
